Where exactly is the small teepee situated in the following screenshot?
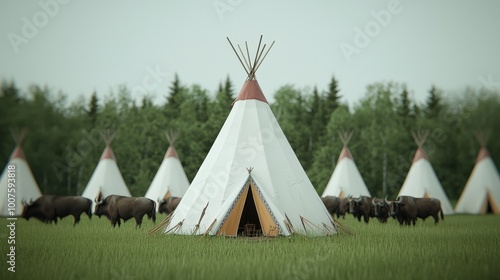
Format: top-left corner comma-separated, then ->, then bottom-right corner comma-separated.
163,36 -> 336,237
81,130 -> 131,208
145,130 -> 190,211
0,129 -> 42,216
397,130 -> 454,215
455,131 -> 500,214
322,130 -> 371,198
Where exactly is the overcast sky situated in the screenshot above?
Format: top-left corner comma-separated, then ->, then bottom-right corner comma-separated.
1,0 -> 499,107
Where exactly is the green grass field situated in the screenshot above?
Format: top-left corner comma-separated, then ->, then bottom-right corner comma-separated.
1,214 -> 499,280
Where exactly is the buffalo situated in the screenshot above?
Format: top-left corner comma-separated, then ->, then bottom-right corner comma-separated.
389,196 -> 417,226
347,195 -> 375,223
321,196 -> 349,219
372,196 -> 390,223
22,195 -> 92,226
94,195 -> 156,228
389,196 -> 444,226
157,196 -> 181,215
414,197 -> 444,224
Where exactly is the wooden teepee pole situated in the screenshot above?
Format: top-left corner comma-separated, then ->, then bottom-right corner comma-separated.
11,128 -> 28,146
410,130 -> 429,148
475,130 -> 491,148
337,129 -> 353,147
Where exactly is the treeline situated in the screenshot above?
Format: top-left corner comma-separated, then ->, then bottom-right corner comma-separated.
1,76 -> 499,202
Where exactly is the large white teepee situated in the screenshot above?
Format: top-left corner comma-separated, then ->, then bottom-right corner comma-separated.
0,130 -> 42,216
81,130 -> 131,208
164,36 -> 336,237
322,131 -> 371,198
145,131 -> 190,211
455,131 -> 500,214
397,130 -> 454,215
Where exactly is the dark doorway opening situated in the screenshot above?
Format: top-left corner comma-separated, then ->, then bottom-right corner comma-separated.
237,188 -> 262,236
486,199 -> 493,214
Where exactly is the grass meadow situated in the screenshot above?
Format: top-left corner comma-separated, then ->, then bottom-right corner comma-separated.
1,214 -> 499,280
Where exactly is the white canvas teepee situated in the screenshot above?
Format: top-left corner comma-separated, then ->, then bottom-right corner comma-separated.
145,131 -> 190,211
0,129 -> 42,216
322,130 -> 371,198
455,131 -> 500,214
81,130 -> 131,208
397,130 -> 454,215
164,36 -> 336,237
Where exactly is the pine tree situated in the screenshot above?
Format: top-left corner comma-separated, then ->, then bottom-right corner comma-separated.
164,73 -> 186,120
323,75 -> 342,121
425,85 -> 442,119
87,91 -> 99,126
309,86 -> 324,153
223,75 -> 234,99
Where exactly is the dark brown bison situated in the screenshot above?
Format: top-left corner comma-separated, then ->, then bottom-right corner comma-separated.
389,196 -> 443,225
94,195 -> 156,228
348,195 -> 377,223
388,196 -> 417,226
414,197 -> 444,224
22,195 -> 92,226
321,196 -> 349,219
157,196 -> 181,215
372,196 -> 390,223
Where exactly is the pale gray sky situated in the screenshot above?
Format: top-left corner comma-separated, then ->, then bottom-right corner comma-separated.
1,0 -> 499,106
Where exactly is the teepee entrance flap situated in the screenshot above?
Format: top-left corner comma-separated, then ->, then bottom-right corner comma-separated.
481,192 -> 500,214
217,175 -> 279,237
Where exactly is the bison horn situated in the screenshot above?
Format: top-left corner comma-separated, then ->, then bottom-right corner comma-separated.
384,195 -> 390,205
354,197 -> 362,203
94,196 -> 104,205
372,198 -> 377,206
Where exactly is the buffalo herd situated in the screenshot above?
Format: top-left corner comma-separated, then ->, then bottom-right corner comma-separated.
21,192 -> 442,228
21,194 -> 183,229
322,195 -> 444,226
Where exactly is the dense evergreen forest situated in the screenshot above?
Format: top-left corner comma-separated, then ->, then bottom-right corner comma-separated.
1,75 -> 499,202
